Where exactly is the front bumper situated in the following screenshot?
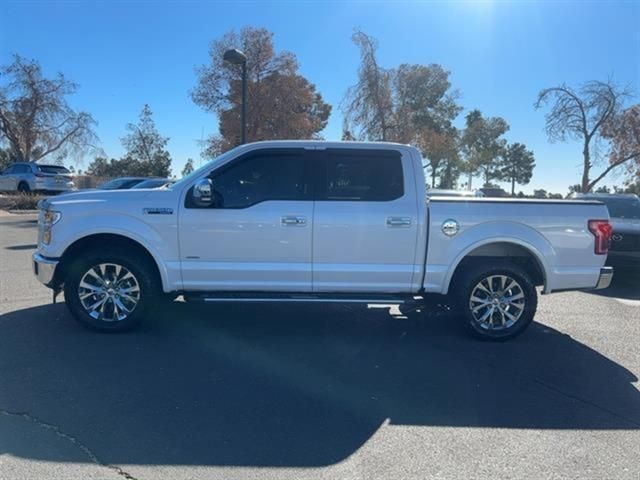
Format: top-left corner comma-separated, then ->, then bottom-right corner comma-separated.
594,266 -> 614,290
33,252 -> 59,287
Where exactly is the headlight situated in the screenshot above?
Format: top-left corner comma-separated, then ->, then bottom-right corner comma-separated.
41,209 -> 61,245
43,210 -> 61,225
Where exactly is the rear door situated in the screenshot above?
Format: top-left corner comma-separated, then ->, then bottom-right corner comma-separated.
13,164 -> 32,189
312,148 -> 419,293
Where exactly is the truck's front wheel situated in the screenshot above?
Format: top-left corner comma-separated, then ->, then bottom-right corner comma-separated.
63,249 -> 158,332
455,261 -> 538,340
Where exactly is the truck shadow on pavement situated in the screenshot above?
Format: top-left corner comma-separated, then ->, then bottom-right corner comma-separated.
0,300 -> 638,467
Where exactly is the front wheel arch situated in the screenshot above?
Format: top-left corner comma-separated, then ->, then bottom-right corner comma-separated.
55,234 -> 163,291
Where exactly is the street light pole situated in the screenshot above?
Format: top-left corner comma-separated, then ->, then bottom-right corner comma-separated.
223,48 -> 248,145
241,60 -> 247,145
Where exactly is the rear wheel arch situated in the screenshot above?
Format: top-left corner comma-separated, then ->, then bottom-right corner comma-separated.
446,240 -> 547,295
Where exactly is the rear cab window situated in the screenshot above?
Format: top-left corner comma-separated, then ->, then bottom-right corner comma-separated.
317,149 -> 404,201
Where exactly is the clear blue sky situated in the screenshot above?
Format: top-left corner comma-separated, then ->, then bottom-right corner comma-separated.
1,0 -> 638,193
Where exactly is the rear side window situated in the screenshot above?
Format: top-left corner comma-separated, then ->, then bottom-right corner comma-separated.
204,151 -> 310,208
38,165 -> 71,175
318,150 -> 404,201
14,164 -> 31,174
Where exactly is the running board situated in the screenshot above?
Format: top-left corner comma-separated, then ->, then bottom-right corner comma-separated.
183,292 -> 411,304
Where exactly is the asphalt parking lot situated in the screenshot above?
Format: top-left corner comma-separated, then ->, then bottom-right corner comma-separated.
1,212 -> 639,480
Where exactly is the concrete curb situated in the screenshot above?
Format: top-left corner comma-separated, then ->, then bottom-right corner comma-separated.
0,209 -> 38,216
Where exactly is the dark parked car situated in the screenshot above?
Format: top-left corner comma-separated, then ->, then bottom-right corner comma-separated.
97,177 -> 160,190
574,193 -> 640,267
479,187 -> 509,198
131,178 -> 173,189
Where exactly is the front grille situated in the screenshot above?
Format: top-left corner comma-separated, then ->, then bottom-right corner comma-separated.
610,233 -> 640,252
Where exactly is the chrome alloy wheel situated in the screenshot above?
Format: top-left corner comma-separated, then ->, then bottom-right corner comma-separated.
78,263 -> 141,321
469,274 -> 525,330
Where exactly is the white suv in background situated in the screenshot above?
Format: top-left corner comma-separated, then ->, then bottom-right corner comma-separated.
0,162 -> 75,194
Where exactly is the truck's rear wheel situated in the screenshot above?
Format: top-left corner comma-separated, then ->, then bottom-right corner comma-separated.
455,261 -> 537,340
63,248 -> 159,332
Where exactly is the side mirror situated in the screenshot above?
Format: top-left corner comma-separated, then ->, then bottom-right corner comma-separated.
192,178 -> 214,207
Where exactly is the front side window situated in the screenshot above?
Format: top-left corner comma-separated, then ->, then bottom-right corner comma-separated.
205,151 -> 310,208
14,164 -> 31,174
319,151 -> 404,201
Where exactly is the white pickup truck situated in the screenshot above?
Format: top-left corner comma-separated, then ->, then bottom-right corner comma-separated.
33,141 -> 614,340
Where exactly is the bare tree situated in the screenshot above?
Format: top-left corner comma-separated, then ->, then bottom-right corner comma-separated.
343,30 -> 462,189
535,80 -> 633,192
342,30 -> 394,141
601,104 -> 640,182
0,55 -> 97,163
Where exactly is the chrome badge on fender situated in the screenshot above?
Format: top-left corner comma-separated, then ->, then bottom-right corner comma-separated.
143,208 -> 174,215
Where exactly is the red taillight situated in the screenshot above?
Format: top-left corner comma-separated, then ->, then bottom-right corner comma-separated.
588,219 -> 612,255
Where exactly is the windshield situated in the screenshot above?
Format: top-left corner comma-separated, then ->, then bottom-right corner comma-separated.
598,197 -> 640,219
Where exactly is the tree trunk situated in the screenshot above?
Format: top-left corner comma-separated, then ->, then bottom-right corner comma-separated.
511,177 -> 515,196
431,169 -> 436,188
581,140 -> 591,193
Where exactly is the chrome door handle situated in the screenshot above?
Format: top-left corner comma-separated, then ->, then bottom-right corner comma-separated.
281,216 -> 307,226
386,217 -> 412,227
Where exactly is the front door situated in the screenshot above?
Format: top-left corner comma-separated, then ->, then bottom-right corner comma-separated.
178,149 -> 314,292
312,148 -> 419,293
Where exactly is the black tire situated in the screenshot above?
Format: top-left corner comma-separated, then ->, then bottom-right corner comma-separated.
17,182 -> 30,193
63,247 -> 161,332
454,260 -> 538,341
